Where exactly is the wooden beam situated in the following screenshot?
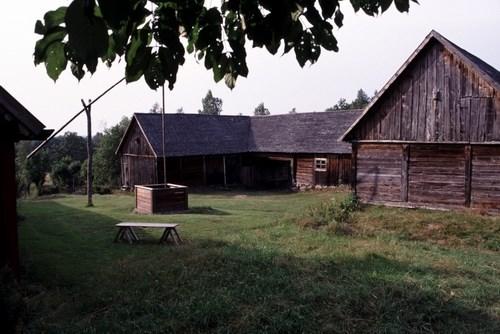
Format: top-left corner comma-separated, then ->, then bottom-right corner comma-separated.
223,155 -> 227,187
0,139 -> 19,278
351,144 -> 358,192
202,156 -> 207,186
464,145 -> 472,207
82,99 -> 93,207
401,144 -> 410,202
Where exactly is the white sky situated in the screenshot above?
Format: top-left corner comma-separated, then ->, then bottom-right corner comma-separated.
1,0 -> 499,134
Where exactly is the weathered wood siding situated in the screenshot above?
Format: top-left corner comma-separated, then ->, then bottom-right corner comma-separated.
119,119 -> 157,187
348,41 -> 500,142
408,145 -> 465,207
355,143 -> 500,212
135,185 -> 188,214
471,146 -> 500,212
296,156 -> 314,185
356,144 -> 402,202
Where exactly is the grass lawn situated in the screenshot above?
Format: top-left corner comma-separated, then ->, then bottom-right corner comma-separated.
15,190 -> 500,333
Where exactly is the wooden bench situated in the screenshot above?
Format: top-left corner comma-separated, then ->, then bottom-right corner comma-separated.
114,222 -> 182,245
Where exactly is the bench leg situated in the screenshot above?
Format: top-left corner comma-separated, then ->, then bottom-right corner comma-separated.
172,228 -> 182,244
114,227 -> 125,243
159,228 -> 170,244
129,227 -> 140,241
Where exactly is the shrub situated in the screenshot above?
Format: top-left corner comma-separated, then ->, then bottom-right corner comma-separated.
298,193 -> 359,234
94,185 -> 112,195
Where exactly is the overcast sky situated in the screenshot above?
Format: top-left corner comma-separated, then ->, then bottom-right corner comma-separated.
1,0 -> 499,134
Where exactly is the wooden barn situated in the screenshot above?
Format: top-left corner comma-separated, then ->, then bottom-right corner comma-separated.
0,86 -> 52,276
116,111 -> 360,189
342,30 -> 500,212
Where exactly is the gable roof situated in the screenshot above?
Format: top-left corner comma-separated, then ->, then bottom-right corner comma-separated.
341,30 -> 500,141
0,85 -> 52,140
118,110 -> 361,157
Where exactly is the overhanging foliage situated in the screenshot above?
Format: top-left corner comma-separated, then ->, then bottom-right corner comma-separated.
34,0 -> 417,90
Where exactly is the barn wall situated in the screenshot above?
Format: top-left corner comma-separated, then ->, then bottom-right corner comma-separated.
408,145 -> 465,207
296,155 -> 314,185
356,144 -> 402,202
355,143 -> 500,212
349,41 -> 500,142
471,146 -> 500,212
296,154 -> 353,187
119,119 -> 157,187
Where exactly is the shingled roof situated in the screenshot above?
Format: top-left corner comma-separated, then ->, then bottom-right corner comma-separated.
248,111 -> 361,154
120,110 -> 361,157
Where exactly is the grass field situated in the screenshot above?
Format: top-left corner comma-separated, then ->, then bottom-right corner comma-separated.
15,190 -> 500,333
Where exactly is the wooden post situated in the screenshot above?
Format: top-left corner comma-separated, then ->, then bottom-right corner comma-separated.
351,144 -> 358,193
223,155 -> 227,187
202,156 -> 207,185
464,145 -> 472,207
401,144 -> 410,202
82,99 -> 93,207
161,86 -> 167,186
0,139 -> 20,278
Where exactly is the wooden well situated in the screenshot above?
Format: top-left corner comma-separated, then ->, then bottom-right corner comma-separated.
135,183 -> 188,214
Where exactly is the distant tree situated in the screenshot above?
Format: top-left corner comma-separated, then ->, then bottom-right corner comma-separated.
289,107 -> 297,114
48,132 -> 87,162
198,90 -> 223,115
150,102 -> 163,113
326,89 -> 372,111
254,102 -> 270,116
176,107 -> 184,114
93,116 -> 130,187
350,89 -> 371,109
16,141 -> 50,196
52,156 -> 82,192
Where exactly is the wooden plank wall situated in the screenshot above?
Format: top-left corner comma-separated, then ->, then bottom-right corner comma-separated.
356,143 -> 500,212
296,156 -> 314,185
349,41 -> 499,142
119,119 -> 157,187
327,154 -> 352,185
408,145 -> 465,207
356,144 -> 402,202
122,155 -> 156,187
471,146 -> 500,212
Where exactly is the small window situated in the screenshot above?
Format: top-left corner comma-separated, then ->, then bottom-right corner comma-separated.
315,158 -> 327,172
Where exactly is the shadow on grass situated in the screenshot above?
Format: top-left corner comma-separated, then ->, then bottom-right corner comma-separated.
18,201 -> 500,333
182,206 -> 231,215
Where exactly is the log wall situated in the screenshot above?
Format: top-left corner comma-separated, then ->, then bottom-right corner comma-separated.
356,144 -> 402,202
355,143 -> 500,212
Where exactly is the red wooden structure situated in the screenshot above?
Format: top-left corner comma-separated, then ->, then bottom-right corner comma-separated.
0,86 -> 52,276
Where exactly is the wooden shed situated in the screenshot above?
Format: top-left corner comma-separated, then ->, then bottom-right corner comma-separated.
342,30 -> 500,212
0,86 -> 52,276
116,111 -> 360,189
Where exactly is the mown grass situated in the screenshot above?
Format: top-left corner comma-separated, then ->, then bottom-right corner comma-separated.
15,190 -> 500,333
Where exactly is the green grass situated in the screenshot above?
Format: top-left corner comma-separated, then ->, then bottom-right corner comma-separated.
16,190 -> 500,333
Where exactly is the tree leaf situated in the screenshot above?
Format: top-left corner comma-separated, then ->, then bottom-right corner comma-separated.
224,72 -> 236,90
34,20 -> 46,35
71,62 -> 85,81
394,0 -> 410,12
319,0 -> 338,19
334,9 -> 344,28
65,0 -> 109,73
34,27 -> 67,65
144,53 -> 165,89
44,7 -> 67,31
45,42 -> 67,81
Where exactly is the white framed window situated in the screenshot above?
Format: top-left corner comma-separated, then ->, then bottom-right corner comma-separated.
314,158 -> 327,172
